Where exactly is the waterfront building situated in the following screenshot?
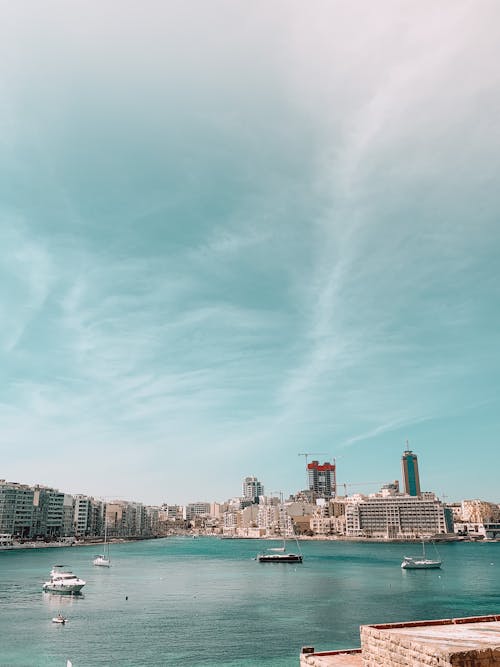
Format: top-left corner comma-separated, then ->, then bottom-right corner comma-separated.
32,486 -> 65,538
105,500 -> 145,537
0,480 -> 34,538
185,502 -> 211,521
210,502 -> 222,519
401,449 -> 421,496
222,509 -> 238,535
307,460 -> 336,499
161,504 -> 184,521
62,494 -> 75,536
144,505 -> 159,535
242,476 -> 264,502
285,501 -> 315,534
461,499 -> 500,523
73,495 -> 104,537
345,490 -> 450,538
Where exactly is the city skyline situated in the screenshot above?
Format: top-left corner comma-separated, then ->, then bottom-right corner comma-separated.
1,2 -> 500,505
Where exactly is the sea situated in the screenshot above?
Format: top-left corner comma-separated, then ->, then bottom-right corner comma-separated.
0,538 -> 498,667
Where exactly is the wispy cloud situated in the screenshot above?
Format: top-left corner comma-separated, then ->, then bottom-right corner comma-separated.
0,1 -> 499,502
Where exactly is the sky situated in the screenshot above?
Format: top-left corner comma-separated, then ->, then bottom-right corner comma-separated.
1,1 -> 499,505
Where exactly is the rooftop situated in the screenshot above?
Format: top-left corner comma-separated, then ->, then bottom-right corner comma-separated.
300,615 -> 500,667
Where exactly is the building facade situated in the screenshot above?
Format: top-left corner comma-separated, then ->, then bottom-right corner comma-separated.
242,476 -> 264,502
345,492 -> 450,538
401,449 -> 421,496
0,481 -> 34,538
32,486 -> 66,538
307,460 -> 336,499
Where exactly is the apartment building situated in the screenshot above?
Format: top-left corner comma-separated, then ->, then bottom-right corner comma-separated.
345,491 -> 451,538
0,480 -> 34,538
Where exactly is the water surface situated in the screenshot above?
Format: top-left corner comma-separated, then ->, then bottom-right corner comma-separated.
0,538 -> 498,666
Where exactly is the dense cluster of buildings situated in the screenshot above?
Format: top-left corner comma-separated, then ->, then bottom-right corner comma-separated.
1,450 -> 499,544
0,481 -> 160,542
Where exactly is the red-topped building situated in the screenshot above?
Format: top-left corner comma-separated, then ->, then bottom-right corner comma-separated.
307,460 -> 336,499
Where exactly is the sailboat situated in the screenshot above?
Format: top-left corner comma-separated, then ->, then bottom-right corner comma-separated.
93,521 -> 111,567
401,539 -> 441,569
257,519 -> 303,563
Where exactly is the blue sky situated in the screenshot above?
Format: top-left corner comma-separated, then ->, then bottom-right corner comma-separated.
1,1 -> 499,505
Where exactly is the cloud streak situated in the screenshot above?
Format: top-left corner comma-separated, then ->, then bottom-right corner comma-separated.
0,1 -> 499,502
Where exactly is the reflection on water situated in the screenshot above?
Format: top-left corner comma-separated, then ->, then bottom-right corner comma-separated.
42,592 -> 85,608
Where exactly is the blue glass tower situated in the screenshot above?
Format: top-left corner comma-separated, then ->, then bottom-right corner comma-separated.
401,449 -> 421,496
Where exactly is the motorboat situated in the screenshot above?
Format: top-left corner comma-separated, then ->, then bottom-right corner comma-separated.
42,565 -> 86,594
401,540 -> 442,569
52,613 -> 67,624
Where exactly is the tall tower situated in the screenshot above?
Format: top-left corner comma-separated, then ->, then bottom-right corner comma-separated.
401,448 -> 421,496
242,476 -> 264,502
307,460 -> 336,499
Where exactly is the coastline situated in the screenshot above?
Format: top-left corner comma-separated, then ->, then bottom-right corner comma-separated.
1,533 -> 494,552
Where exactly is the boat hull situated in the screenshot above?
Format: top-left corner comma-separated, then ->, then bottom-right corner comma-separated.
258,554 -> 303,563
93,556 -> 111,567
401,559 -> 441,569
43,583 -> 85,594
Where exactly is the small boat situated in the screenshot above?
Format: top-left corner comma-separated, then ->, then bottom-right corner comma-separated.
42,565 -> 86,593
401,540 -> 442,569
52,613 -> 67,624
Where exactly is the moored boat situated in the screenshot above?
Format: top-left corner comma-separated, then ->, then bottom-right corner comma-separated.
257,533 -> 303,564
93,521 -> 111,567
401,540 -> 442,569
52,613 -> 67,624
42,565 -> 86,594
258,551 -> 303,563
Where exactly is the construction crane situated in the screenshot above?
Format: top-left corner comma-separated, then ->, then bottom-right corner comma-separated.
298,452 -> 329,467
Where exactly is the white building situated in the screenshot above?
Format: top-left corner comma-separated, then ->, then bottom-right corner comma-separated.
345,492 -> 449,538
185,502 -> 211,521
242,476 -> 264,502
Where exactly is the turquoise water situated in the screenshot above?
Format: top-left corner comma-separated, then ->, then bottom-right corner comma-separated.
0,538 -> 499,666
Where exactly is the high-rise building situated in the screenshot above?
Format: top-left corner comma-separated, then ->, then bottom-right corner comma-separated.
32,486 -> 65,538
242,476 -> 264,502
0,480 -> 34,538
401,449 -> 421,496
307,461 -> 336,499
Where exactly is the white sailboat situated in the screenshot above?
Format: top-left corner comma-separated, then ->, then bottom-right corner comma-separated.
93,520 -> 111,567
401,539 -> 441,569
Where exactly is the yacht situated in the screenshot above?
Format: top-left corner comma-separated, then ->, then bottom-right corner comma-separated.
42,565 -> 86,594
